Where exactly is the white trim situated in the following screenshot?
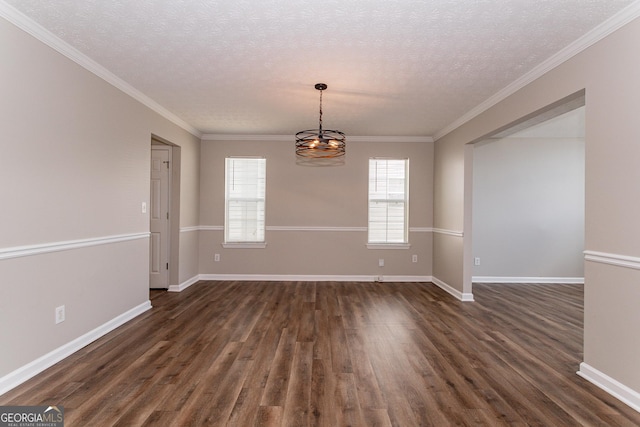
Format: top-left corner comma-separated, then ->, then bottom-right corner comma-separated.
434,1 -> 640,141
203,134 -> 291,142
432,276 -> 475,302
432,228 -> 464,237
380,276 -> 432,283
473,276 -> 584,284
221,242 -> 267,249
0,301 -> 151,396
584,250 -> 640,271
348,136 -> 433,143
409,227 -> 433,233
5,0 -> 638,145
267,226 -> 367,232
0,2 -> 201,138
200,274 -> 371,282
202,134 -> 433,143
196,225 -> 434,233
577,362 -> 640,413
200,225 -> 224,231
169,275 -> 200,292
366,243 -> 411,250
198,274 -> 432,283
0,232 -> 149,261
179,226 -> 200,233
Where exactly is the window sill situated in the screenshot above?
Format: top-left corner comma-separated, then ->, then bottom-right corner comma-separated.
366,243 -> 410,250
222,242 -> 267,249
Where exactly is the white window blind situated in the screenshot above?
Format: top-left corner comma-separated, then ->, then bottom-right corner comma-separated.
225,157 -> 266,243
368,158 -> 409,244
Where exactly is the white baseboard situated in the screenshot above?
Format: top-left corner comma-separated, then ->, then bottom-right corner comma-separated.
199,274 -> 371,282
473,276 -> 584,284
173,275 -> 472,306
577,362 -> 640,413
379,275 -> 433,283
432,277 -> 474,302
169,274 -> 435,292
169,275 -> 200,292
0,301 -> 152,396
198,274 -> 433,283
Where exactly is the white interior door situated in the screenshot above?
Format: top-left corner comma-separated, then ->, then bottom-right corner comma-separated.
150,147 -> 170,288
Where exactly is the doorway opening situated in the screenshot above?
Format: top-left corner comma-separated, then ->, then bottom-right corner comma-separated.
463,90 -> 585,294
150,136 -> 181,290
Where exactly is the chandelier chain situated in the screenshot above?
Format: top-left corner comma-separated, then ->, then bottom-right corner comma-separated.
318,89 -> 323,133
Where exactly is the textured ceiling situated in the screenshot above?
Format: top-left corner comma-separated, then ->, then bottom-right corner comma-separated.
4,0 -> 637,137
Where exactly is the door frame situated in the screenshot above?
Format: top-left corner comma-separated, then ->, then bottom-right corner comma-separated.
151,136 -> 181,289
150,144 -> 171,289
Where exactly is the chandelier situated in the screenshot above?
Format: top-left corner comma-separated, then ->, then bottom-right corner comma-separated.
295,83 -> 346,163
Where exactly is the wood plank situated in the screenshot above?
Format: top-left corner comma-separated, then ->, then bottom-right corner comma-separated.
260,328 -> 297,407
282,341 -> 314,426
1,281 -> 639,426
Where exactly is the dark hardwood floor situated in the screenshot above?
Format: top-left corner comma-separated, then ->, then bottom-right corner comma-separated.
2,281 -> 639,426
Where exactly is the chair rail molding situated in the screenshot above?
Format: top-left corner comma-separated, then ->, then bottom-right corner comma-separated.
584,250 -> 640,270
0,232 -> 150,261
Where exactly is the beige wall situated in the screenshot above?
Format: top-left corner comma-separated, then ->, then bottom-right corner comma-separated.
199,139 -> 434,278
434,17 -> 640,394
0,17 -> 200,379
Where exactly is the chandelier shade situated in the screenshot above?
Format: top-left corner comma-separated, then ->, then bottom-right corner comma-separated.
295,83 -> 346,161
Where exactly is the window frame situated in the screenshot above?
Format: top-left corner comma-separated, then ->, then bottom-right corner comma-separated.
223,156 -> 267,248
367,157 -> 410,249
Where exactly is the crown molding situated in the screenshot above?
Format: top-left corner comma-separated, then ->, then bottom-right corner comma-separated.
433,0 -> 640,141
201,134 -> 433,143
347,136 -> 434,143
7,0 -> 638,144
201,134 -> 291,141
0,1 -> 202,138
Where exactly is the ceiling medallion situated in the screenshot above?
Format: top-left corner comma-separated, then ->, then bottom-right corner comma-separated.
295,83 -> 346,166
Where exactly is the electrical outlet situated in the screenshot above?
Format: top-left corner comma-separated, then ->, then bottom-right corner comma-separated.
474,257 -> 481,266
412,254 -> 418,263
55,305 -> 65,324
378,259 -> 384,267
214,253 -> 220,262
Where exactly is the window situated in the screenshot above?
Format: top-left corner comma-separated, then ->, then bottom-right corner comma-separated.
368,158 -> 409,245
225,157 -> 266,244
